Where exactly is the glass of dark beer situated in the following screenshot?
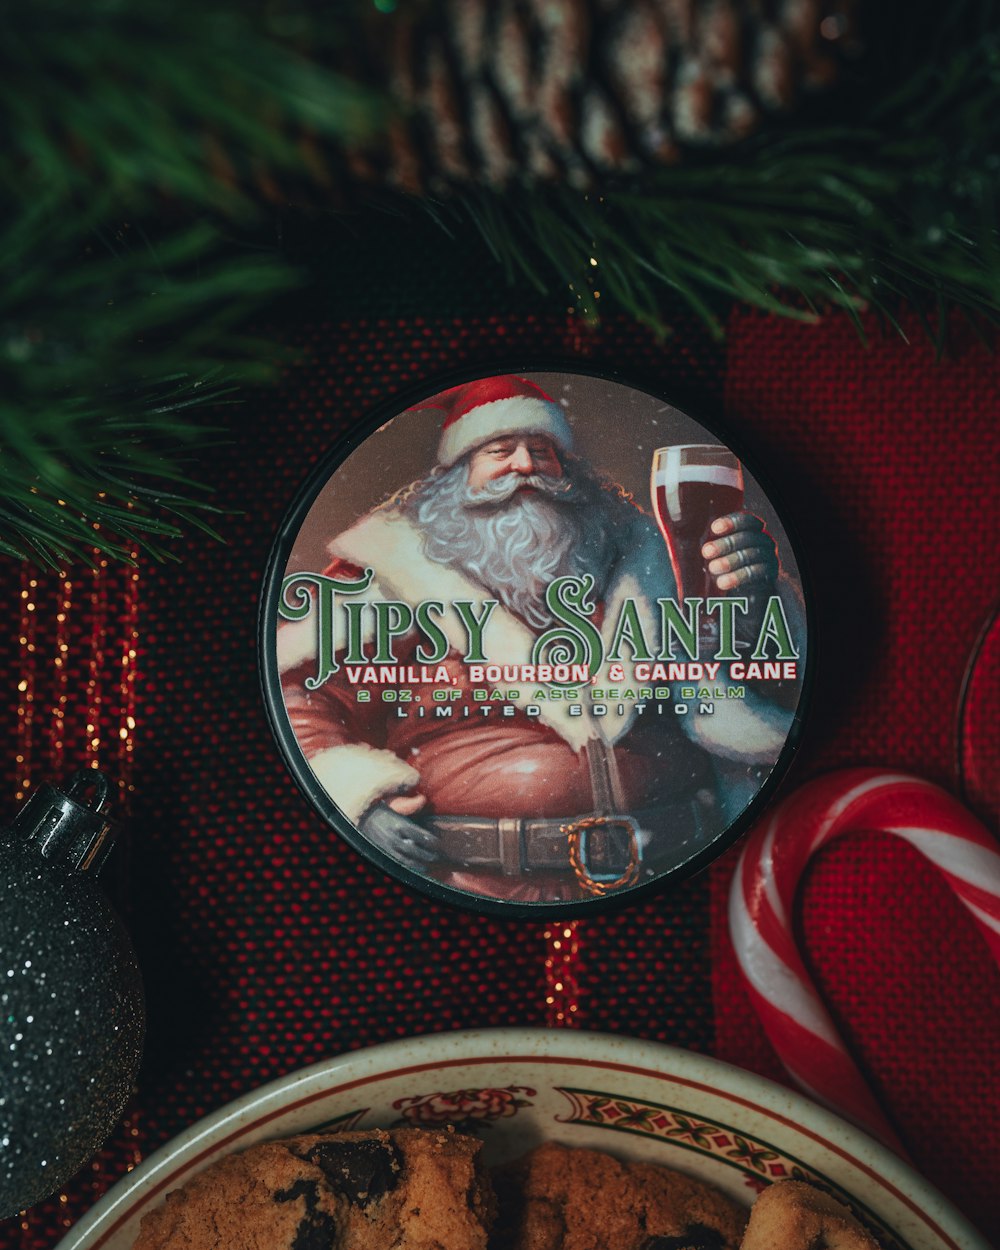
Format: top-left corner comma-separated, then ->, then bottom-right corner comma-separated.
651,444 -> 744,601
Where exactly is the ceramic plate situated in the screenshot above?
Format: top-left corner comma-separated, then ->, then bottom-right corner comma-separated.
57,1029 -> 987,1250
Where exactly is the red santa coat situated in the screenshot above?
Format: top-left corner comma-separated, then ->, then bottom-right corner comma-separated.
277,507 -> 798,837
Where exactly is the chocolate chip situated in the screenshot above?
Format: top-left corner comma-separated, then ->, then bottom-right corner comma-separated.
304,1138 -> 402,1206
640,1229 -> 727,1250
274,1179 -> 338,1250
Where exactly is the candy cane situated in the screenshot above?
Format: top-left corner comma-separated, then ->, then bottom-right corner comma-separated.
729,768 -> 1000,1154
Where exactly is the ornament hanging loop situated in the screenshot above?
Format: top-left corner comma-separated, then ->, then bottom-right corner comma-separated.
9,768 -> 118,876
65,767 -> 113,813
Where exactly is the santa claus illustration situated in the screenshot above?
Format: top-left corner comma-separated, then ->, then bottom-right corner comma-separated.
277,375 -> 801,903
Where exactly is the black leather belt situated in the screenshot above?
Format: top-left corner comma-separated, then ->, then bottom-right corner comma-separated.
428,804 -> 693,877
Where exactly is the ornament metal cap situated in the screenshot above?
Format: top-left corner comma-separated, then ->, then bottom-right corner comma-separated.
9,769 -> 116,875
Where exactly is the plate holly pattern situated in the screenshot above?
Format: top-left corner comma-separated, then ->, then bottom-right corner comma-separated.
391,1085 -> 536,1133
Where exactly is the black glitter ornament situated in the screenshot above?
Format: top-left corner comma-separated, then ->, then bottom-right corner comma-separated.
0,771 -> 145,1217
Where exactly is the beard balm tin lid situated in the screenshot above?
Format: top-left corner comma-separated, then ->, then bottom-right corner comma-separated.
260,367 -> 812,918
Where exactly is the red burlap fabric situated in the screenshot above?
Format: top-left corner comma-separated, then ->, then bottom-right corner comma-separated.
711,308 -> 1000,1239
1,306 -> 997,1248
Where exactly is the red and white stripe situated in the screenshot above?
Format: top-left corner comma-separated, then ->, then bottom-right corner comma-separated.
729,768 -> 1000,1153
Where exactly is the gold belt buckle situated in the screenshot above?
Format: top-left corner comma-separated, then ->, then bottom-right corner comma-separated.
562,814 -> 641,896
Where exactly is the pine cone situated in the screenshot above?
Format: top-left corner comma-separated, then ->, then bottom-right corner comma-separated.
342,0 -> 862,195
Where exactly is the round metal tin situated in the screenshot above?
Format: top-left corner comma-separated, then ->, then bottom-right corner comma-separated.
260,365 -> 812,917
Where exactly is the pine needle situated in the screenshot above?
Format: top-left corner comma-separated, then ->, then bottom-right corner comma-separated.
432,10 -> 1000,342
2,0 -> 998,566
0,0 -> 384,568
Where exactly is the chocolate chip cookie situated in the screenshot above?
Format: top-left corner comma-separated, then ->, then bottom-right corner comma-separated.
740,1180 -> 881,1250
131,1127 -> 495,1250
492,1141 -> 746,1250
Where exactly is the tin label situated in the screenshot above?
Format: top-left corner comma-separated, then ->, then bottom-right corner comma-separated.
264,370 -> 809,914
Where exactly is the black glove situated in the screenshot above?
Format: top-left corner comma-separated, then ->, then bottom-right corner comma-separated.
702,512 -> 779,593
702,511 -> 779,651
360,803 -> 442,868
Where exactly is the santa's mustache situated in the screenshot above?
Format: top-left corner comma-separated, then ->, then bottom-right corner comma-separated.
463,471 -> 576,507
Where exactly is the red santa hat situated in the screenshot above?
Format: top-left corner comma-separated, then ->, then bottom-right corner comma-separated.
410,376 -> 574,467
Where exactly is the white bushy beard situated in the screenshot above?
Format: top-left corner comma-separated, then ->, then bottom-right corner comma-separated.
405,458 -> 626,630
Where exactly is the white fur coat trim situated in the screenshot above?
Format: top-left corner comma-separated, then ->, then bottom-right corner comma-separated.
276,616 -> 319,675
438,396 -> 573,465
309,743 -> 420,825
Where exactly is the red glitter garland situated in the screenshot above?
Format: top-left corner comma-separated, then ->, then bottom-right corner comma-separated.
84,559 -> 108,773
13,551 -> 145,1231
15,567 -> 38,805
115,547 -> 143,1178
44,573 -> 72,777
544,921 -> 583,1027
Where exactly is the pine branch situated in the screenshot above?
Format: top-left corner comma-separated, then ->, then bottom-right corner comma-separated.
3,0 -> 998,570
0,376 -> 242,569
1,1 -> 384,227
0,214 -> 305,566
426,9 -> 1000,341
0,0 -> 385,568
